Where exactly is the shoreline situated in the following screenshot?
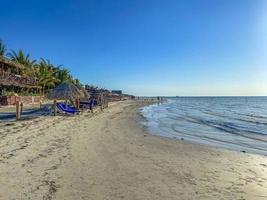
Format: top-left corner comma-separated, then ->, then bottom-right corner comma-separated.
0,101 -> 267,199
140,102 -> 267,159
141,100 -> 267,156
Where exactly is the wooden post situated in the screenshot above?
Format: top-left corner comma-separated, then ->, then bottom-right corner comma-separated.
103,98 -> 106,108
101,95 -> 104,110
53,100 -> 57,116
105,98 -> 108,108
105,96 -> 108,108
20,102 -> 23,114
101,95 -> 103,111
75,99 -> 78,109
91,99 -> 94,113
16,101 -> 20,120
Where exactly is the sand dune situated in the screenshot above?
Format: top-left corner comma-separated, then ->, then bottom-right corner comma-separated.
0,101 -> 267,199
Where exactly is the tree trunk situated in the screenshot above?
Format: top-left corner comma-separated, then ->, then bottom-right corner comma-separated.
42,84 -> 46,96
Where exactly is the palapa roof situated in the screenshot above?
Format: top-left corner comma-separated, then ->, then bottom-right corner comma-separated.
0,80 -> 41,88
0,56 -> 24,69
76,85 -> 90,98
46,82 -> 85,100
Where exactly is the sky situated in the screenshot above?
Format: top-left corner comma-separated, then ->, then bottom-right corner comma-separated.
0,0 -> 267,96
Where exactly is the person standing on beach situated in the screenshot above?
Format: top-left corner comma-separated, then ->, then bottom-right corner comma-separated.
89,97 -> 93,111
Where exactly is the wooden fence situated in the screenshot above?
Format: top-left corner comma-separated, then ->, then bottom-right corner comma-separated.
0,96 -> 43,106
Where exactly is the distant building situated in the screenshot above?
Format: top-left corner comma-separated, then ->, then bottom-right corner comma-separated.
0,56 -> 40,90
0,56 -> 42,105
111,90 -> 122,95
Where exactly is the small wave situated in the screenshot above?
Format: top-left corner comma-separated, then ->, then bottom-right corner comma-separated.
171,124 -> 267,152
142,97 -> 267,155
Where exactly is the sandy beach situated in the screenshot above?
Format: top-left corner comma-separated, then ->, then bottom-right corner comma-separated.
0,101 -> 267,200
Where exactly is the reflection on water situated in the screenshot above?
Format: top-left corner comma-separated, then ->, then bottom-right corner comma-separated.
142,97 -> 267,155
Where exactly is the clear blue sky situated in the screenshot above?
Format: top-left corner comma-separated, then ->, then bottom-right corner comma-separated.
0,0 -> 266,96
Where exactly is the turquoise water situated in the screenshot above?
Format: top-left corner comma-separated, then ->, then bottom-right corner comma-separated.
142,97 -> 267,155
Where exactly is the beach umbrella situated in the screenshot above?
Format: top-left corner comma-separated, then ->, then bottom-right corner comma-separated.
46,82 -> 84,100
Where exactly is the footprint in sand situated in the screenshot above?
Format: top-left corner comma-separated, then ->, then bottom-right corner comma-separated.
260,164 -> 267,168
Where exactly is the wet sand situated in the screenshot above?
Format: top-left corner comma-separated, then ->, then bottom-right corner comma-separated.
0,101 -> 267,199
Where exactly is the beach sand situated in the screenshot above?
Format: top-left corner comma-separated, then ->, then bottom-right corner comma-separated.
0,101 -> 267,200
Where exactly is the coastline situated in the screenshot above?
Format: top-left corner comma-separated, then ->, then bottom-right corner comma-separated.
141,98 -> 267,156
0,101 -> 267,199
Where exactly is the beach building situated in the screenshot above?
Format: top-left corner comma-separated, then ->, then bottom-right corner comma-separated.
85,85 -> 109,105
0,56 -> 42,105
111,90 -> 122,95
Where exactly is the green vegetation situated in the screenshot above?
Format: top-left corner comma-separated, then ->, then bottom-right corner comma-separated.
1,39 -> 82,95
3,91 -> 40,97
7,49 -> 37,77
0,39 -> 6,56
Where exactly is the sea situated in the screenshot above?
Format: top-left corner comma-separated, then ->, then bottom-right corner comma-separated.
141,97 -> 267,155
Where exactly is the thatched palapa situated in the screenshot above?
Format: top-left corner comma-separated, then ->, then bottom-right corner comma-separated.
0,56 -> 24,70
77,85 -> 90,99
46,82 -> 84,100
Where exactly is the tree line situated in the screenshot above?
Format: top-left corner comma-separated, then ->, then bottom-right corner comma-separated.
0,39 -> 81,95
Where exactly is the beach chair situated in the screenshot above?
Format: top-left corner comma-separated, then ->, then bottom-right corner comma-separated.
80,99 -> 94,110
56,102 -> 80,115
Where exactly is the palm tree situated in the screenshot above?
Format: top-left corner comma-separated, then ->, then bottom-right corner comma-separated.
39,58 -> 62,70
72,78 -> 82,86
7,49 -> 36,76
36,59 -> 59,95
0,39 -> 6,56
56,68 -> 72,84
1,40 -> 84,96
